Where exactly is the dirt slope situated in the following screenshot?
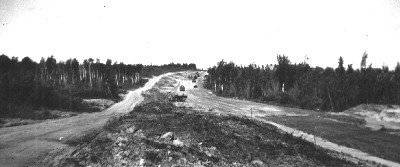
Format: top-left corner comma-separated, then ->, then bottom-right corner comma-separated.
174,71 -> 400,167
0,73 -> 171,167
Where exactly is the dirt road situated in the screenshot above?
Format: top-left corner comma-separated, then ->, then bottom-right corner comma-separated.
172,71 -> 400,167
0,73 -> 171,167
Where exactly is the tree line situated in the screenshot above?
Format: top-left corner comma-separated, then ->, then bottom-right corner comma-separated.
204,53 -> 400,112
141,62 -> 197,77
0,54 -> 197,118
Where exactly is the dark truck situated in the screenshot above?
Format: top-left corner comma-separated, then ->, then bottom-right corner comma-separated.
169,93 -> 187,102
180,85 -> 185,91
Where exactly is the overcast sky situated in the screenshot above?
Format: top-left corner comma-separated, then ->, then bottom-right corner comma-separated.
0,0 -> 399,69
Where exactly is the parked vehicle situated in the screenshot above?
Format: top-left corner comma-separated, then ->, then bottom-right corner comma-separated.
169,93 -> 187,102
180,85 -> 185,91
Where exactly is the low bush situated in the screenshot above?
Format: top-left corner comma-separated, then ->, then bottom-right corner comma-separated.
299,96 -> 323,110
74,89 -> 112,99
2,104 -> 35,119
278,92 -> 290,104
103,116 -> 123,132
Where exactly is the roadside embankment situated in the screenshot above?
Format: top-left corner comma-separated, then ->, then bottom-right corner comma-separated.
44,87 -> 354,167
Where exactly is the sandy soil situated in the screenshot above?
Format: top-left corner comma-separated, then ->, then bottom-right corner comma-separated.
345,104 -> 400,131
169,71 -> 400,167
0,73 -> 172,167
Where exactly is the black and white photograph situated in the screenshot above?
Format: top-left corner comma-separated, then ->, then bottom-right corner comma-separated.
1,0 -> 400,166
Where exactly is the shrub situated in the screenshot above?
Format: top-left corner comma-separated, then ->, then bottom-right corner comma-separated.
74,89 -> 112,99
299,96 -> 323,110
3,104 -> 35,119
278,92 -> 291,104
42,110 -> 51,119
104,116 -> 123,132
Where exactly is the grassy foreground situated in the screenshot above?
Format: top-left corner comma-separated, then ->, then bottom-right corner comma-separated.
265,114 -> 400,164
42,88 -> 354,167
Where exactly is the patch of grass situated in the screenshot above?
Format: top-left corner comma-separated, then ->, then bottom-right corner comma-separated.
142,88 -> 174,103
103,116 -> 124,133
145,151 -> 162,164
1,105 -> 63,120
154,76 -> 177,88
118,79 -> 148,91
264,114 -> 400,163
73,88 -> 113,99
65,129 -> 102,146
321,114 -> 365,125
2,121 -> 29,127
1,105 -> 35,119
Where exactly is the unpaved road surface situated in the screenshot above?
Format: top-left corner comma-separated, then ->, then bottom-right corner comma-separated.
171,71 -> 400,167
0,73 -> 171,167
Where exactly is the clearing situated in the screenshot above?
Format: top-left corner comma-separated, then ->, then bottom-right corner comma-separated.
176,71 -> 400,167
4,71 -> 400,167
43,80 -> 353,166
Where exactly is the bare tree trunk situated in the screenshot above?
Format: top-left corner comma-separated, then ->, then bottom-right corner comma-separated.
327,87 -> 334,111
81,67 -> 83,80
134,73 -> 139,84
230,70 -> 232,84
89,63 -> 92,87
72,70 -> 75,84
96,70 -> 99,84
40,65 -> 44,84
79,66 -> 81,81
79,66 -> 83,81
64,73 -> 67,85
118,71 -> 121,84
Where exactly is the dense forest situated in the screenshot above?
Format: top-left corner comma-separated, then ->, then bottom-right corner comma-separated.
0,54 -> 196,118
141,62 -> 197,77
204,53 -> 400,112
